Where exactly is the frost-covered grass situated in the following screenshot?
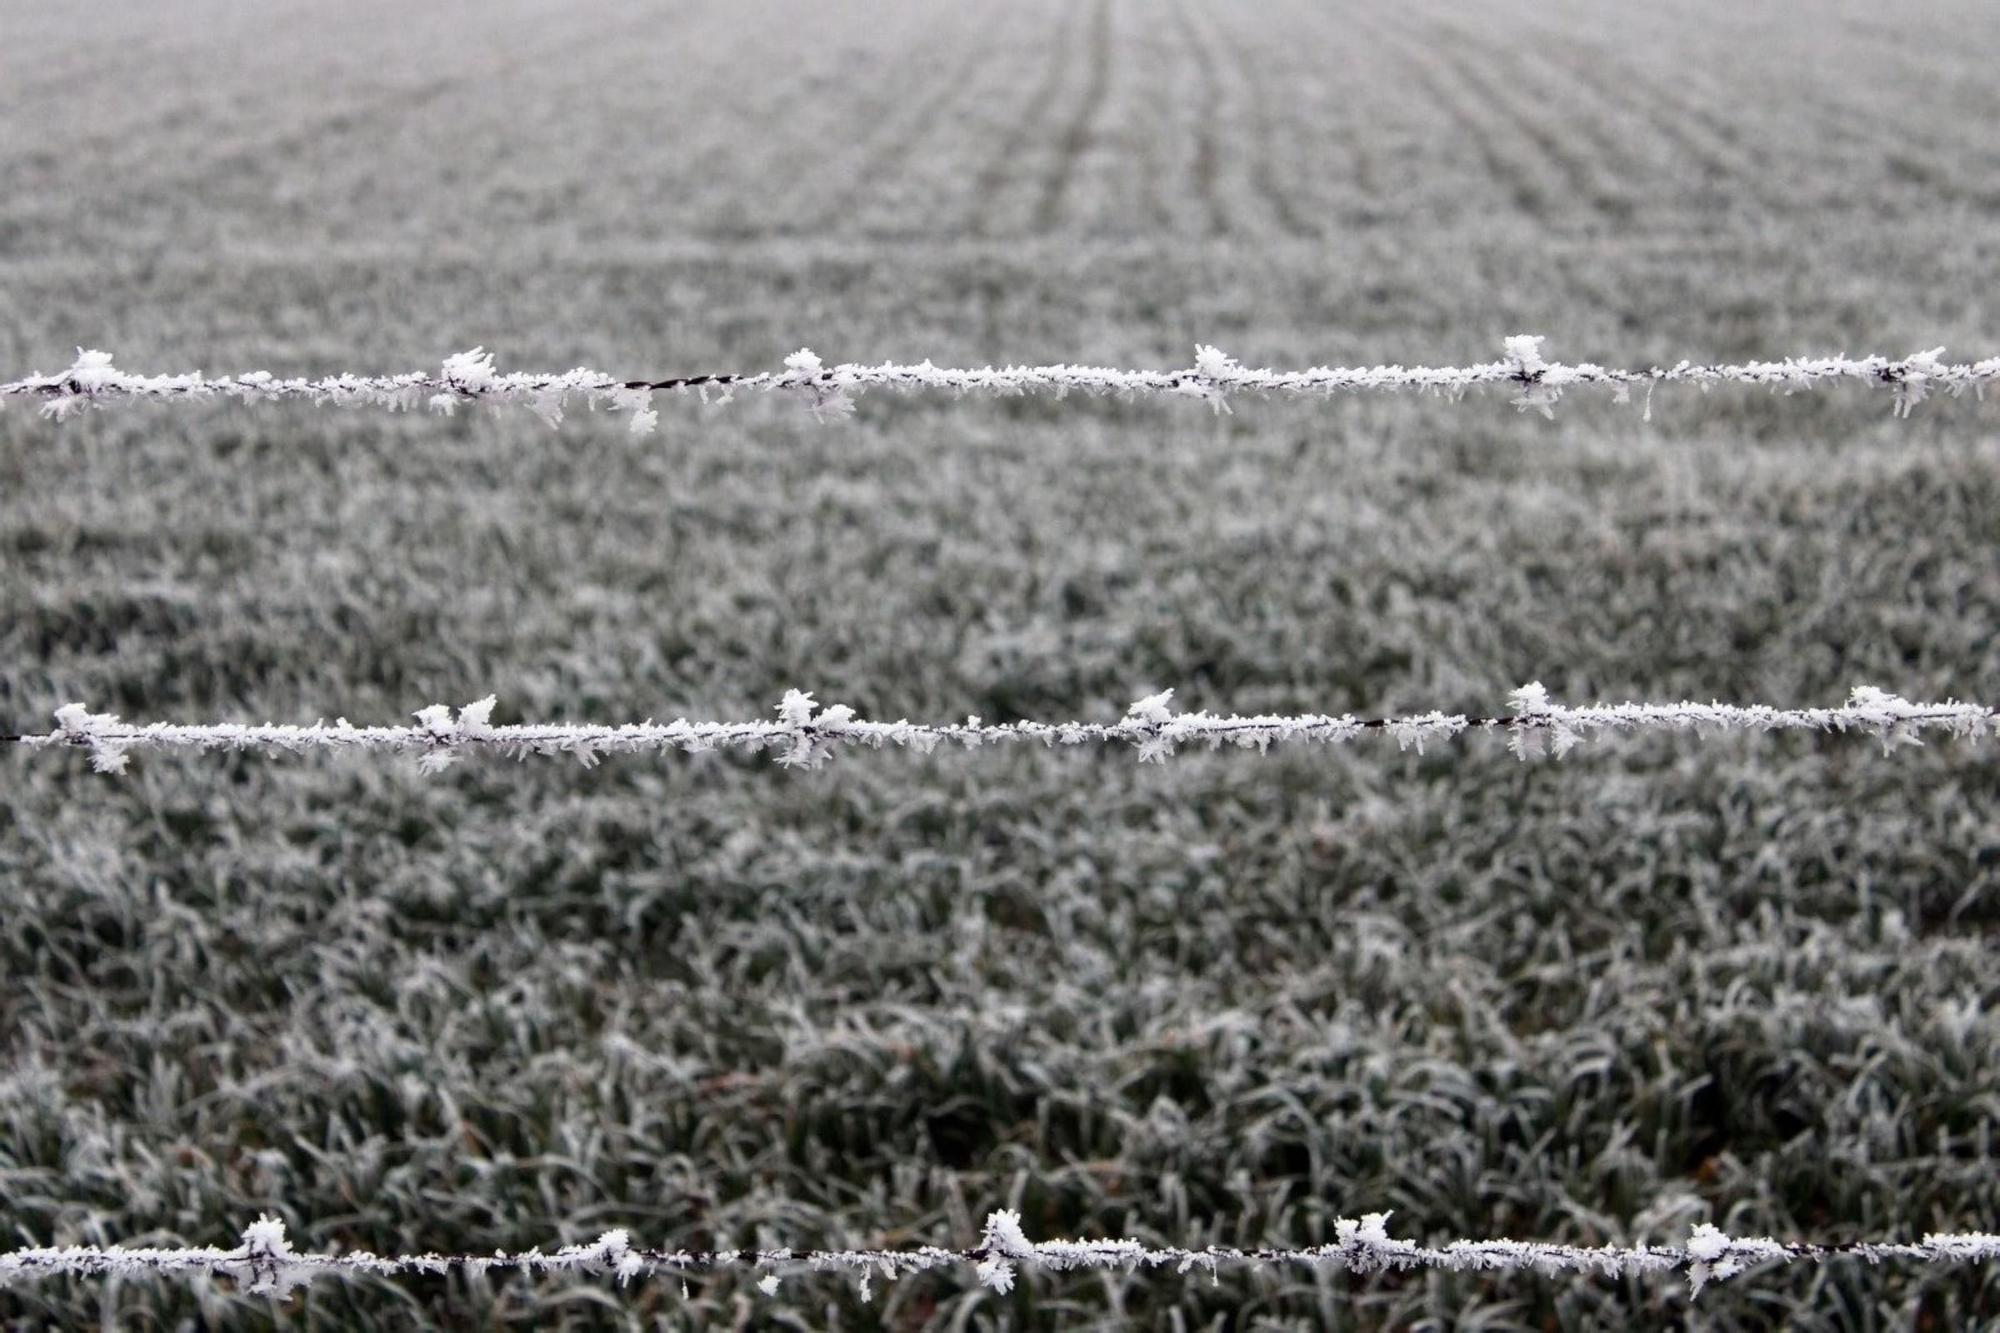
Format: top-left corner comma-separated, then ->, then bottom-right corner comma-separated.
5,0 -> 2000,1327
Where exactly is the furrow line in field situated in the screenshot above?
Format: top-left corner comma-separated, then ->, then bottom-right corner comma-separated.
1510,8 -> 1777,206
966,0 -> 1084,237
1439,25 -> 1657,199
1032,0 -> 1117,234
1346,7 -> 1554,223
1201,0 -> 1321,240
790,7 -> 1013,233
1163,0 -> 1232,238
1406,15 -> 1636,224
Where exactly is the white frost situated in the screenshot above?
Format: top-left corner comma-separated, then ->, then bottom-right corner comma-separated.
1,1211 -> 1993,1300
19,684 -> 1991,776
7,340 -> 1994,428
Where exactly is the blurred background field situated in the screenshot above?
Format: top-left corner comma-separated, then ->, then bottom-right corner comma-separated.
3,0 -> 1999,1326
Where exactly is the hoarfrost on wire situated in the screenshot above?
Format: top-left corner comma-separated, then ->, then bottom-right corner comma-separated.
5,338 -> 1993,433
3,1213 -> 1996,1302
19,684 -> 1994,775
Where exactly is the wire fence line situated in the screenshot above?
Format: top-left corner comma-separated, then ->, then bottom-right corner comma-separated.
3,338 -> 1994,433
4,1211 -> 1998,1302
9,685 -> 1990,775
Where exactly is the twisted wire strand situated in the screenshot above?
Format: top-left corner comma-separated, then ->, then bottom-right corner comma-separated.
7,684 -> 1990,775
5,1211 -> 1997,1301
4,338 -> 1993,433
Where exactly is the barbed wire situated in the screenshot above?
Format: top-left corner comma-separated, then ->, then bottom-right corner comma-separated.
7,684 -> 1989,775
3,338 -> 1993,434
4,1211 -> 1997,1302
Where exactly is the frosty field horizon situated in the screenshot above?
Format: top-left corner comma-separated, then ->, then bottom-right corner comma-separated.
4,0 -> 1999,1327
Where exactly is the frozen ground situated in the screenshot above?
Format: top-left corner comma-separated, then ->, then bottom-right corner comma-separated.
2,0 -> 1998,1326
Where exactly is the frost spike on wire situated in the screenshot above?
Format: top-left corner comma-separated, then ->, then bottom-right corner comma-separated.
3,1212 -> 1999,1302
5,339 -> 1995,433
14,684 -> 1994,776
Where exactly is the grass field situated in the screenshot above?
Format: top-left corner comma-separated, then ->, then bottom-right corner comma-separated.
4,0 -> 2000,1326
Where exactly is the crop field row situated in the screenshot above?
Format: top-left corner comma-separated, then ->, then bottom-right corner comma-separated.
11,0 -> 1999,256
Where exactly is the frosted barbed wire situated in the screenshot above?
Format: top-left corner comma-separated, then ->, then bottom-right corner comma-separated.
10,684 -> 1991,776
3,1211 -> 1997,1302
4,338 -> 1994,434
